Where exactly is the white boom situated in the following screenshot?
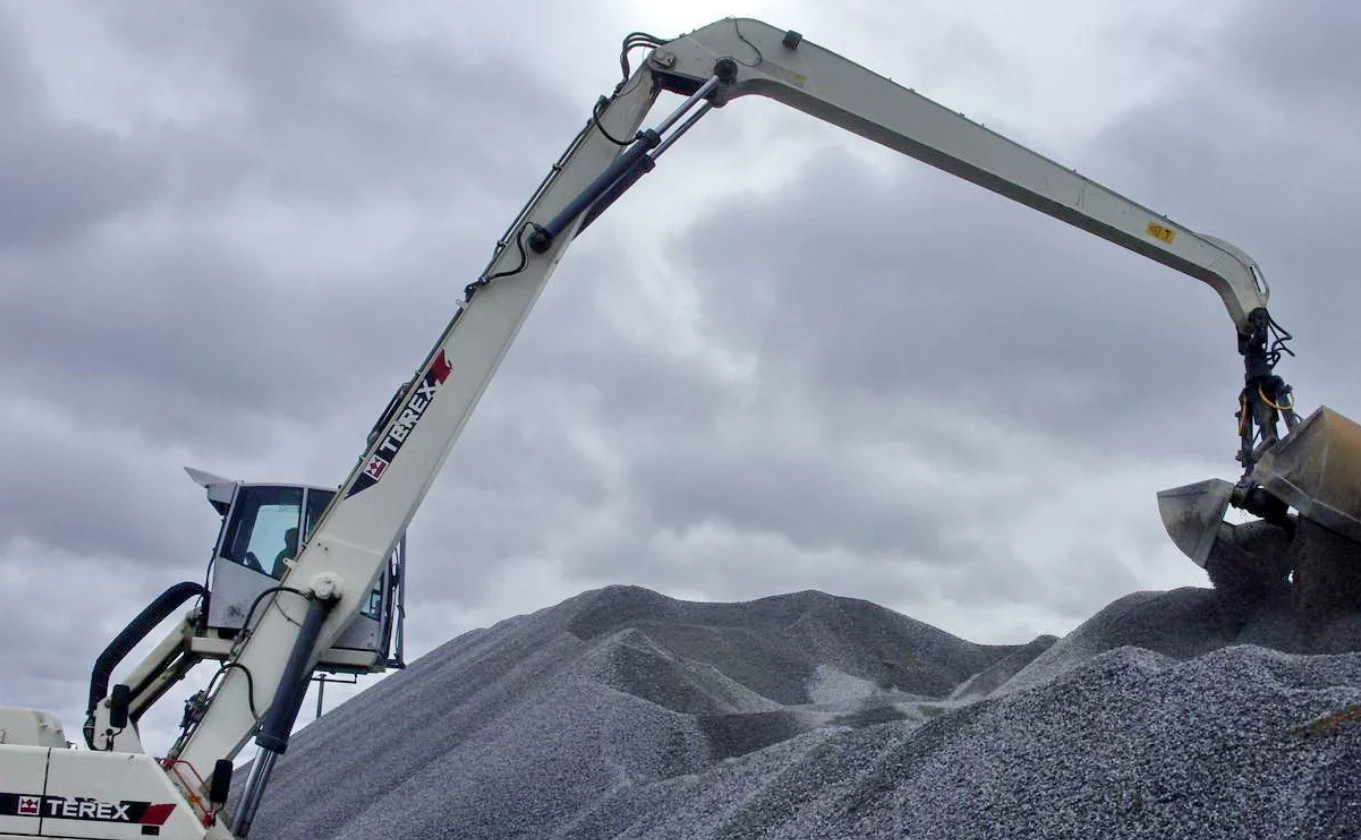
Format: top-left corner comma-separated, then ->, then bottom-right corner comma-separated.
0,18 -> 1296,839
677,21 -> 1271,328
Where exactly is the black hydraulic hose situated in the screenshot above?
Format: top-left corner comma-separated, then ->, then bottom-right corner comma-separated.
84,581 -> 207,748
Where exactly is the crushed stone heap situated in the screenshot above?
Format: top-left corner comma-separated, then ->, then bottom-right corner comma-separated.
246,585 -> 1361,840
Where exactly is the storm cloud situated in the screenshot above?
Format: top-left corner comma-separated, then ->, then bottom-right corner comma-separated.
2,0 -> 1358,752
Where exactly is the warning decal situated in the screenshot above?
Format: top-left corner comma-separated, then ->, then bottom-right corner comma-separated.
1147,221 -> 1176,243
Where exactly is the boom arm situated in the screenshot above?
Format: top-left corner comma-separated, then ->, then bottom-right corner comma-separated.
170,15 -> 1295,805
659,20 -> 1272,329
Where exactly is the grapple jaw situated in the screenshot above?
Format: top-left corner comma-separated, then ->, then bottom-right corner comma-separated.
1157,478 -> 1235,568
1251,406 -> 1361,544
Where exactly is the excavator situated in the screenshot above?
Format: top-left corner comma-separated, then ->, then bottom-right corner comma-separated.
2,17 -> 1359,839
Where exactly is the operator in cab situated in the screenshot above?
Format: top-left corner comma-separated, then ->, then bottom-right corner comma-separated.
271,527 -> 299,578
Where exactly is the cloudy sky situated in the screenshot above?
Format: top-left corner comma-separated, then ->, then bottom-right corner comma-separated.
3,0 -> 1359,753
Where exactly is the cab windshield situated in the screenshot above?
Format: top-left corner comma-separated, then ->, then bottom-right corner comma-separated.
221,486 -> 302,578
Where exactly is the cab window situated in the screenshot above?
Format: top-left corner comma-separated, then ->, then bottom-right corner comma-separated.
221,486 -> 303,579
362,585 -> 383,620
304,488 -> 336,542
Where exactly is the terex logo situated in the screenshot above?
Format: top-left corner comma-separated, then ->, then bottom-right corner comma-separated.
0,792 -> 175,825
347,350 -> 453,498
47,797 -> 133,821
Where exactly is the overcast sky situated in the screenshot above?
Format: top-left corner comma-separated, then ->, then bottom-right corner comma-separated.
3,0 -> 1359,753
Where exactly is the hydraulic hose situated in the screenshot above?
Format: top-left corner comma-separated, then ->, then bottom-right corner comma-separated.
84,581 -> 206,749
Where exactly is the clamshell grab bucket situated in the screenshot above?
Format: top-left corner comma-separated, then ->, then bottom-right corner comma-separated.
1159,406 -> 1361,566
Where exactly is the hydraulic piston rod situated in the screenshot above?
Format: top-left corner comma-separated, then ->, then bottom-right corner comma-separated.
529,73 -> 721,253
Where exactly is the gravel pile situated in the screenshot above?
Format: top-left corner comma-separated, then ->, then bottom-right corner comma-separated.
245,585 -> 1361,840
1000,587 -> 1361,695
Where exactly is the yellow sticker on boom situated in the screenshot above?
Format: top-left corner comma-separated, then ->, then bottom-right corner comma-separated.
1147,222 -> 1176,244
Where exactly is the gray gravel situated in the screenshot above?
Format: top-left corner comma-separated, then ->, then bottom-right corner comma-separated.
244,585 -> 1361,839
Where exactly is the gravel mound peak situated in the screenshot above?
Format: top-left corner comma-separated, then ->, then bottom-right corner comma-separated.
246,585 -> 1361,840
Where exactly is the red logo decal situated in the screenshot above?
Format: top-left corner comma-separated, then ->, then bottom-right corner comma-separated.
18,796 -> 39,815
363,455 -> 390,481
430,351 -> 453,384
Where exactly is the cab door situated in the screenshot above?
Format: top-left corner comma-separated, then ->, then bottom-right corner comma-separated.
206,485 -> 304,632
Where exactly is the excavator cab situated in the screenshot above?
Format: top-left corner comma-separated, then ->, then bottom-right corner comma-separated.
188,468 -> 406,674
